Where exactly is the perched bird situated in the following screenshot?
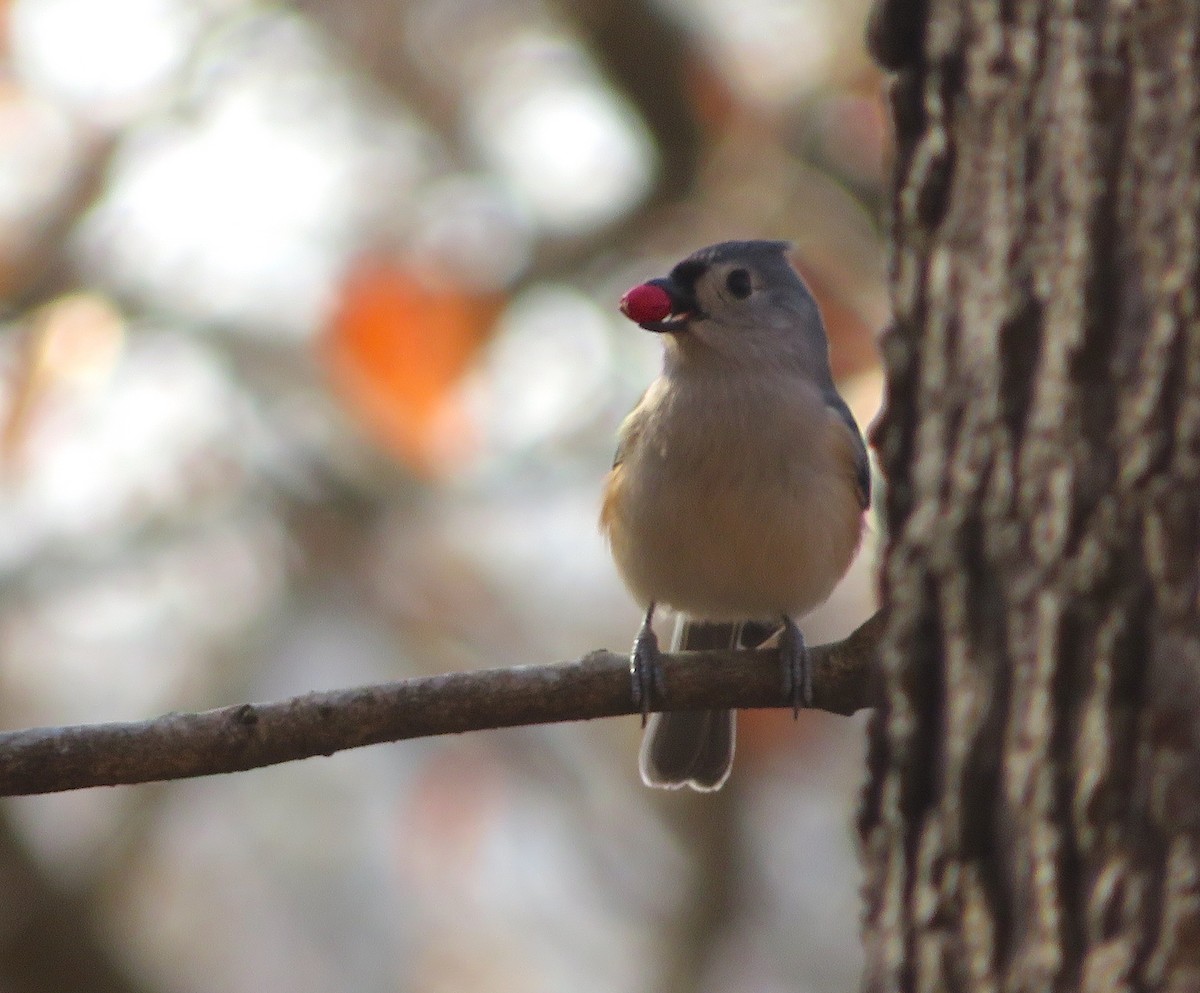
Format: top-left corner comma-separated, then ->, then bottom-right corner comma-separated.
601,240 -> 870,790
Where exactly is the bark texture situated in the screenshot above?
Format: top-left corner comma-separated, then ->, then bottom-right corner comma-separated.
862,2 -> 1200,992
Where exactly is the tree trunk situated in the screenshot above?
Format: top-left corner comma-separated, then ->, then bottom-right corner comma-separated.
861,2 -> 1200,991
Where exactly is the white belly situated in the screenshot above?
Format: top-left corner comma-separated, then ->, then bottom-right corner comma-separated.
604,381 -> 864,620
611,467 -> 861,620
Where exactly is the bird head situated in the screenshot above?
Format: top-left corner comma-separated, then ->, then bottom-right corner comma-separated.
619,240 -> 829,373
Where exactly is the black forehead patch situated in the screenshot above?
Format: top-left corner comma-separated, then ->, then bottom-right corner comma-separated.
668,258 -> 708,294
666,240 -> 795,297
670,240 -> 792,285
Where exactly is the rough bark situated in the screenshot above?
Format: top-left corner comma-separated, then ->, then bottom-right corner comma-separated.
862,2 -> 1200,992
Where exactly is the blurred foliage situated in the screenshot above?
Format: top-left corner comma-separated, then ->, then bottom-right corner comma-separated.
0,0 -> 887,990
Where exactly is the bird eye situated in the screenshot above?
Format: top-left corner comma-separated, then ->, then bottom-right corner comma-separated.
725,268 -> 752,299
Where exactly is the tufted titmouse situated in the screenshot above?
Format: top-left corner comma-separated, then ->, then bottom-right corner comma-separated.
601,240 -> 870,791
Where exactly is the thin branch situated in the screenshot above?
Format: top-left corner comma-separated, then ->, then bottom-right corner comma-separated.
0,612 -> 883,796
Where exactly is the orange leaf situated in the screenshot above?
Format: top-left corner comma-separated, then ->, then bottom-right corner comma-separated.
322,260 -> 501,474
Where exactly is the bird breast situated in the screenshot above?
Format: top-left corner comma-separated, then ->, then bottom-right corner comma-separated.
602,373 -> 864,620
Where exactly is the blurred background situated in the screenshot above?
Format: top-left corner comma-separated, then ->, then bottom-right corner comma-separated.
0,0 -> 888,989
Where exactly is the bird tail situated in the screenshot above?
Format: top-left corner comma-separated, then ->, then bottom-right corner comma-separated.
638,618 -> 774,791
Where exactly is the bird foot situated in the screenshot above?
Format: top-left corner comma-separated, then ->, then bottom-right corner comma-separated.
781,617 -> 812,717
630,610 -> 663,727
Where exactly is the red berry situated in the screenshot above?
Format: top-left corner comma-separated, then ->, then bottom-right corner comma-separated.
619,283 -> 672,323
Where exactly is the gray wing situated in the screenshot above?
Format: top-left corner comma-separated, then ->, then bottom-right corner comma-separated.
612,436 -> 627,469
825,390 -> 871,510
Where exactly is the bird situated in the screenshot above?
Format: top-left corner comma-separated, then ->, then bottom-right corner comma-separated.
600,240 -> 870,790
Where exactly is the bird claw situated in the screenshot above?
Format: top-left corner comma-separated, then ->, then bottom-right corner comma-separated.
630,610 -> 662,727
781,617 -> 812,717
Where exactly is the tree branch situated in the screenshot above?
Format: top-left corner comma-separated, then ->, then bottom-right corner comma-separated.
0,612 -> 883,796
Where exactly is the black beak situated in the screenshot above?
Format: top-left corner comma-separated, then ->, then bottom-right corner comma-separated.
638,277 -> 703,333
